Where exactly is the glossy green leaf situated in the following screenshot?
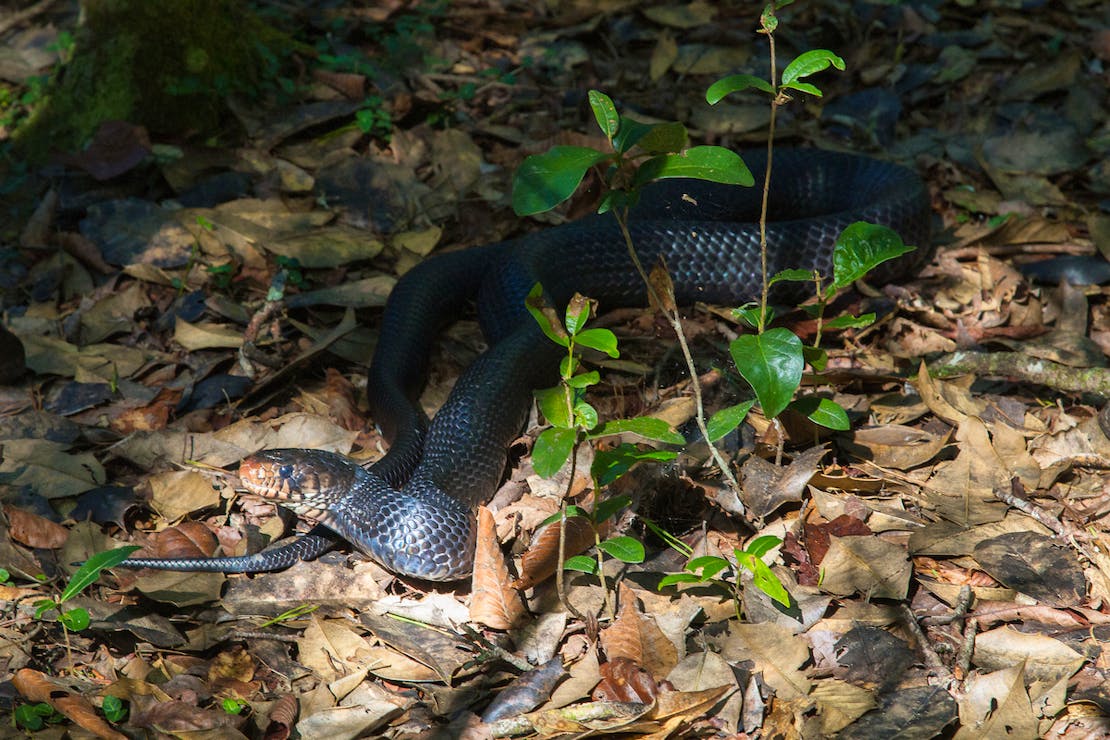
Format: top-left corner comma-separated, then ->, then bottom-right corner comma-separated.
633,146 -> 754,188
791,396 -> 850,430
563,555 -> 599,574
566,370 -> 600,388
574,327 -> 619,357
831,221 -> 914,292
781,80 -> 823,97
706,74 -> 775,104
635,121 -> 688,154
599,536 -> 645,563
589,416 -> 684,444
61,546 -> 141,603
588,90 -> 620,139
743,553 -> 791,606
513,146 -> 611,216
535,386 -> 571,428
60,607 -> 90,631
730,328 -> 803,419
781,49 -> 845,86
744,535 -> 782,559
573,399 -> 599,430
533,427 -> 576,477
539,505 -> 591,529
707,400 -> 755,442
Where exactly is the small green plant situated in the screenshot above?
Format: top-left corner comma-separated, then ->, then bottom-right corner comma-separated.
101,695 -> 128,724
657,534 -> 791,618
34,546 -> 140,661
13,702 -> 63,731
258,603 -> 319,628
355,95 -> 393,140
701,0 -> 915,446
527,285 -> 684,616
221,697 -> 248,715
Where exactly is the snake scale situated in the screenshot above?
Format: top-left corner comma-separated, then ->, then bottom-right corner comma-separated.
123,149 -> 932,580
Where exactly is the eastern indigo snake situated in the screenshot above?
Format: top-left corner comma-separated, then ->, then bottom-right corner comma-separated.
123,149 -> 932,580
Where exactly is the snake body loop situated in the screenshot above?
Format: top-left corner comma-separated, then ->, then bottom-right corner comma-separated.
123,149 -> 932,580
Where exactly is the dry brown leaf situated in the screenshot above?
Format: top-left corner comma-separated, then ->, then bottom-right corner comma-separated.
12,668 -> 128,740
647,684 -> 733,721
4,504 -> 68,549
470,506 -> 526,630
111,387 -> 182,434
599,583 -> 679,679
264,694 -> 298,739
593,657 -> 662,703
840,425 -> 951,470
513,513 -> 596,591
136,521 -> 220,560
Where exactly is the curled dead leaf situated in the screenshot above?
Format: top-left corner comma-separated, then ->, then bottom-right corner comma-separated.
470,506 -> 526,630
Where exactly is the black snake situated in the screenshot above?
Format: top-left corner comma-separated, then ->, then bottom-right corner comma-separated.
123,149 -> 932,580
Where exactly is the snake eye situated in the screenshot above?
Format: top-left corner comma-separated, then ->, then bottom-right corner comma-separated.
279,464 -> 294,479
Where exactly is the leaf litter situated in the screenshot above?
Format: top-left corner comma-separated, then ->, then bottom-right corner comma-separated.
1,0 -> 1110,737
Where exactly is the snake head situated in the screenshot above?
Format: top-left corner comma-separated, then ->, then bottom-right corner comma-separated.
239,449 -> 363,518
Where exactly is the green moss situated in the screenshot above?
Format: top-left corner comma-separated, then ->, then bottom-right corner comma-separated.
15,0 -> 290,159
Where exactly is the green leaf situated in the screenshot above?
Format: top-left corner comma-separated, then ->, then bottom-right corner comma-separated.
768,268 -> 817,286
564,294 -> 594,336
613,116 -> 654,153
791,396 -> 850,430
222,698 -> 246,715
658,573 -> 703,588
802,345 -> 828,372
573,399 -> 599,430
781,49 -> 846,86
707,400 -> 755,442
633,146 -> 754,188
744,535 -> 782,559
535,386 -> 572,428
730,328 -> 804,419
594,495 -> 632,524
588,90 -> 620,140
831,221 -> 914,292
733,303 -> 773,329
0,567 -> 9,583
823,312 -> 876,330
61,546 -> 141,603
781,80 -> 823,97
533,427 -> 576,477
525,283 -> 569,347
563,555 -> 599,574
14,704 -> 47,731
598,536 -> 645,563
706,74 -> 775,104
60,607 -> 90,631
566,370 -> 600,389
635,121 -> 688,154
687,555 -> 731,580
592,444 -> 677,486
589,416 -> 684,445
574,327 -> 619,357
745,554 -> 791,607
539,505 -> 590,529
33,599 -> 56,620
513,146 -> 611,216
